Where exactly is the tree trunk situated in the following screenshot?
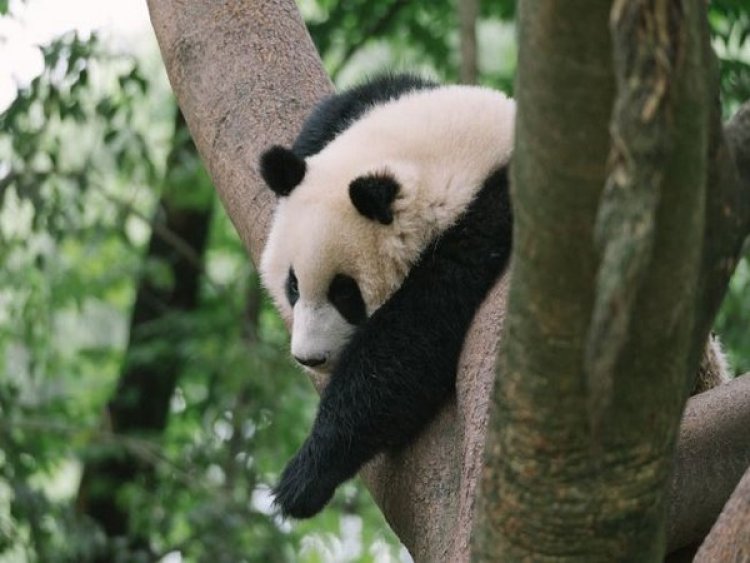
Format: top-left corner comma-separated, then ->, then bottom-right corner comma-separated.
147,1 -> 750,560
459,0 -> 479,84
76,110 -> 213,559
474,1 -> 749,559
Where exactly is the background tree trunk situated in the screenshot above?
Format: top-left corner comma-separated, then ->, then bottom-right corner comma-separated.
459,0 -> 479,85
147,1 -> 750,560
76,110 -> 213,560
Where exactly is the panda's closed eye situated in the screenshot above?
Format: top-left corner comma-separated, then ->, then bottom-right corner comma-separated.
328,274 -> 367,325
286,268 -> 299,307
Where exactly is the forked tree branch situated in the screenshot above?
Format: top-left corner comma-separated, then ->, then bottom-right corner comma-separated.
148,1 -> 750,559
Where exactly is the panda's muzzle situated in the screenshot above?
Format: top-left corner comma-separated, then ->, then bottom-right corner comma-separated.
290,301 -> 357,372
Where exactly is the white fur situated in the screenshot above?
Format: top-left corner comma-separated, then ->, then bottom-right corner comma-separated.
261,85 -> 516,370
290,301 -> 357,367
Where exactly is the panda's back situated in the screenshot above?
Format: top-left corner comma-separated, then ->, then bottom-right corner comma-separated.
293,75 -> 515,169
337,85 -> 515,168
292,74 -> 438,158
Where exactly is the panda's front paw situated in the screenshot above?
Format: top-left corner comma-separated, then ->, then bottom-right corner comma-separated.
273,444 -> 337,519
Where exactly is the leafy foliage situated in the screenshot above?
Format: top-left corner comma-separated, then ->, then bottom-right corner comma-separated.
707,0 -> 750,374
710,0 -> 750,114
715,245 -> 750,374
303,0 -> 517,91
0,31 -> 160,561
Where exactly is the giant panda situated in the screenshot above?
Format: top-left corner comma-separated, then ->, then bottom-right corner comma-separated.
259,74 -> 514,518
258,74 -> 730,519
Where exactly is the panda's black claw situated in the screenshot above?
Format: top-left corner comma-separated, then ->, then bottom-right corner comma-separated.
273,444 -> 337,519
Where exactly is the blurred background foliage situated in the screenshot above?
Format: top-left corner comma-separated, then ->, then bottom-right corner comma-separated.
0,0 -> 748,561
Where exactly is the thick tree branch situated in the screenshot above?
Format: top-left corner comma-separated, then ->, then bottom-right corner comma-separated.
585,0 -> 681,432
147,0 -> 332,264
476,1 -> 716,559
474,0 -> 613,557
693,459 -> 750,561
667,372 -> 750,552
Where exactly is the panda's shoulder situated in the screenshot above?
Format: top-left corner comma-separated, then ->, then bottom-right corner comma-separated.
292,73 -> 438,158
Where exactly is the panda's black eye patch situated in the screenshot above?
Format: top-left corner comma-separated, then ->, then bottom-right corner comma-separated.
328,274 -> 367,325
286,268 -> 299,307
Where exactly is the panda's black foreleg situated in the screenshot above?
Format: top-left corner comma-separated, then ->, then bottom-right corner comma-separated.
272,421 -> 350,518
274,306 -> 461,519
274,167 -> 512,519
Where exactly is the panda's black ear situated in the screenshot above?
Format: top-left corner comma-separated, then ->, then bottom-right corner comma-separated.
259,145 -> 306,197
349,173 -> 400,225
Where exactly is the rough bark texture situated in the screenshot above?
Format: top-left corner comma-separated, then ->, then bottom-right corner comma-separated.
667,373 -> 750,552
476,0 -> 612,557
585,0 -> 686,432
147,1 -> 750,560
147,0 -> 332,265
475,1 -> 717,559
693,462 -> 750,562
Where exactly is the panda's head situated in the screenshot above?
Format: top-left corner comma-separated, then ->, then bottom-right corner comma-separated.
258,84 -> 515,372
258,144 -> 428,372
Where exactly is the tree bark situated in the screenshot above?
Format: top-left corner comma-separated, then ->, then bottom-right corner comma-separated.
459,0 -> 479,84
474,1 -> 745,559
146,0 -> 332,266
667,372 -> 750,552
147,1 -> 750,560
693,462 -> 750,562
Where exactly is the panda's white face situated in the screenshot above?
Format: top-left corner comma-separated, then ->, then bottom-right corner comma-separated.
260,162 -> 416,371
284,269 -> 366,369
260,85 -> 515,372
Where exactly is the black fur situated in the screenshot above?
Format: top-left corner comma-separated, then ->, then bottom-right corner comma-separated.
273,167 -> 512,518
349,173 -> 400,225
292,74 -> 438,158
328,274 -> 367,326
260,145 -> 306,197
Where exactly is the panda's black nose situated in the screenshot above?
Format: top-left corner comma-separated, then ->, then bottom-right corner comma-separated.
294,355 -> 327,368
